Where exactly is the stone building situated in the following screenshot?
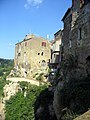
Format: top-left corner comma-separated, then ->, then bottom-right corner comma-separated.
14,34 -> 51,78
62,0 -> 90,76
50,30 -> 62,69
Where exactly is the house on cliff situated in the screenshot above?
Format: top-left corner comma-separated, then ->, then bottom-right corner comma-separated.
50,30 -> 62,69
14,34 -> 51,78
61,0 -> 90,76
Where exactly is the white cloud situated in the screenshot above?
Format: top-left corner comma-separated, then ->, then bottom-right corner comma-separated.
24,0 -> 43,9
24,4 -> 29,9
9,43 -> 12,46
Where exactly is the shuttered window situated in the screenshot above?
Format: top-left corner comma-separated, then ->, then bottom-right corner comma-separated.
42,42 -> 46,47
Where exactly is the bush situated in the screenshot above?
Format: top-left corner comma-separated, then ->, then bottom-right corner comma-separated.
57,76 -> 90,119
5,83 -> 47,120
0,78 -> 10,97
61,110 -> 79,120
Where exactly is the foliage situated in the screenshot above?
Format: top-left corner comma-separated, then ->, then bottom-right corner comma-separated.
36,73 -> 44,81
0,58 -> 13,98
61,110 -> 79,120
0,58 -> 14,77
48,68 -> 51,73
36,73 -> 45,86
34,88 -> 57,120
0,78 -> 10,97
57,76 -> 90,119
5,82 -> 47,120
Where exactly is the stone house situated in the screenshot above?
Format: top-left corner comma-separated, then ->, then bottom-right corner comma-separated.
14,34 -> 51,78
61,0 -> 90,76
50,30 -> 62,69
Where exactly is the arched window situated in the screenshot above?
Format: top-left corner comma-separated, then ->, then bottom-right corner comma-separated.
41,52 -> 43,56
42,60 -> 46,67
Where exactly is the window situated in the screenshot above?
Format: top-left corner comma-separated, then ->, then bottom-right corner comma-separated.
78,28 -> 82,40
41,52 -> 43,56
69,39 -> 72,48
42,42 -> 46,47
42,60 -> 46,67
38,53 -> 40,55
69,14 -> 72,23
18,53 -> 21,56
25,42 -> 27,46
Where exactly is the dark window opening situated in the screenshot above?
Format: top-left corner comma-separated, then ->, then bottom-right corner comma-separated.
25,42 -> 27,46
78,28 -> 82,40
42,42 -> 46,47
18,53 -> 21,56
48,59 -> 50,63
86,56 -> 90,61
25,71 -> 27,74
38,53 -> 40,55
42,60 -> 46,66
41,52 -> 43,56
86,56 -> 90,76
69,14 -> 72,23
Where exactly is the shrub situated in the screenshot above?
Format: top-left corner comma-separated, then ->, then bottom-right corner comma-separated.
5,83 -> 47,120
57,76 -> 90,119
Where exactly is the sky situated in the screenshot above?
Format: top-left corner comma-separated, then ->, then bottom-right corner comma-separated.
0,0 -> 72,59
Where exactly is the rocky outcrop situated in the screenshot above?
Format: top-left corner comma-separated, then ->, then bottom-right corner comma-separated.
3,82 -> 20,101
0,82 -> 20,120
34,88 -> 57,120
74,110 -> 90,120
53,76 -> 90,120
53,81 -> 65,120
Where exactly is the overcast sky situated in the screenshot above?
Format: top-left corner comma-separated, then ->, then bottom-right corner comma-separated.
0,0 -> 72,59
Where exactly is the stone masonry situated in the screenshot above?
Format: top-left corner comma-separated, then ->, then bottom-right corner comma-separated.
62,0 -> 90,76
14,34 -> 51,78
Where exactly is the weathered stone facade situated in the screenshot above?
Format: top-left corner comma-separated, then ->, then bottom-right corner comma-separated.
53,1 -> 90,120
62,0 -> 90,76
14,34 -> 51,78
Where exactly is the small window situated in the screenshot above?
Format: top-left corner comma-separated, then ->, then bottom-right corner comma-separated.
42,60 -> 46,67
38,53 -> 40,55
18,53 -> 21,56
78,28 -> 82,40
25,42 -> 27,46
41,52 -> 43,56
69,14 -> 72,23
69,39 -> 72,48
42,42 -> 46,47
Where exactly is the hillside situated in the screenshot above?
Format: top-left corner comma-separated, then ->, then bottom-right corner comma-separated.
0,58 -> 14,77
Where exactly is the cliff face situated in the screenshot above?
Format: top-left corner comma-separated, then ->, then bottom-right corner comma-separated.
53,76 -> 90,120
34,88 -> 57,120
34,54 -> 90,120
53,55 -> 90,120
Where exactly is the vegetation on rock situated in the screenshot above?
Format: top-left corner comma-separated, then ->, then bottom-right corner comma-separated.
0,58 -> 13,98
5,82 -> 47,120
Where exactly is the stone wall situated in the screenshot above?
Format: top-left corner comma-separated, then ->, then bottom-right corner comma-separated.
14,34 -> 51,78
62,1 -> 90,76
